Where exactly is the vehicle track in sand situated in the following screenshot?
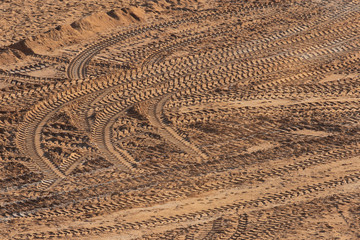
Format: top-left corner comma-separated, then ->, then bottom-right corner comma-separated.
2,1 -> 360,239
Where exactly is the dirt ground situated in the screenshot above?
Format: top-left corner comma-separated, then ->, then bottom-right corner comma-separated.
0,0 -> 360,239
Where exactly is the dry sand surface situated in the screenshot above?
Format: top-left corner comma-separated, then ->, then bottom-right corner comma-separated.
0,0 -> 360,239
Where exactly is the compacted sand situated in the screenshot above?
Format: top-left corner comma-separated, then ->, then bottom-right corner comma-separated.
0,0 -> 360,239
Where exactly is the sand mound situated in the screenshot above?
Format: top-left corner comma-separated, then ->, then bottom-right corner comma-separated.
9,7 -> 147,55
0,48 -> 27,66
4,0 -> 213,56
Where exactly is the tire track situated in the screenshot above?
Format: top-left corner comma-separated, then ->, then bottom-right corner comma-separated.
11,175 -> 360,239
3,144 -> 359,221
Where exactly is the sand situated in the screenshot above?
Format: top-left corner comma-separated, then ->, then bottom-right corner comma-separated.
0,0 -> 359,239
